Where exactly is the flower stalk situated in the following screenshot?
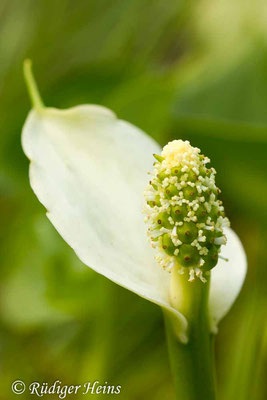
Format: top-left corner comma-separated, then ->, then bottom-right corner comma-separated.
165,271 -> 216,400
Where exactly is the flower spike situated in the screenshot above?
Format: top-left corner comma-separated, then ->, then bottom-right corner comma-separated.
144,140 -> 230,282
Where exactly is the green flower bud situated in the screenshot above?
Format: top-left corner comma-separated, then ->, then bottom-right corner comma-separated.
157,170 -> 168,181
203,228 -> 215,246
210,205 -> 222,221
202,229 -> 226,248
187,170 -> 198,182
171,167 -> 181,178
195,204 -> 208,223
170,204 -> 188,222
147,195 -> 161,208
177,244 -> 200,267
177,222 -> 198,244
155,212 -> 172,229
183,185 -> 197,201
165,184 -> 179,198
202,245 -> 219,271
160,233 -> 176,256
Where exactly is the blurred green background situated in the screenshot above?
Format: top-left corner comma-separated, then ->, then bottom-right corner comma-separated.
0,1 -> 266,399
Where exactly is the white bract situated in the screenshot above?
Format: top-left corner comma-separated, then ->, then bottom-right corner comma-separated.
22,104 -> 247,343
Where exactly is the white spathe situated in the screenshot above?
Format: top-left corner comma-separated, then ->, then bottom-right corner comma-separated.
22,105 -> 247,342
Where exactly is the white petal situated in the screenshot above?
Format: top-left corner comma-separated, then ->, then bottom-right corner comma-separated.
209,226 -> 247,332
22,105 -> 187,341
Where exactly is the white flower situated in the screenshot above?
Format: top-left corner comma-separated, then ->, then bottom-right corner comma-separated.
21,64 -> 247,343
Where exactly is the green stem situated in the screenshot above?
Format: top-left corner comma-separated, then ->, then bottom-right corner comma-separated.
23,59 -> 44,110
165,273 -> 217,400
